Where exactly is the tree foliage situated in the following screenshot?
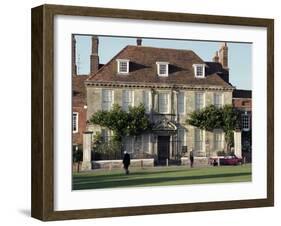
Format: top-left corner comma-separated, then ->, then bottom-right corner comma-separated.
72,145 -> 83,172
90,104 -> 151,141
188,105 -> 223,130
187,105 -> 240,151
72,145 -> 83,163
127,104 -> 151,136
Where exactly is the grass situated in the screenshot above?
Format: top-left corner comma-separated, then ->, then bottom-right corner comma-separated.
72,164 -> 252,190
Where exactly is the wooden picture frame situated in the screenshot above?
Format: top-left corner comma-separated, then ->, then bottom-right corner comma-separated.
31,4 -> 274,221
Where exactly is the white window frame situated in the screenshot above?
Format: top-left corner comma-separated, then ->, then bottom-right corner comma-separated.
177,92 -> 185,114
156,61 -> 169,77
213,129 -> 224,151
158,92 -> 170,114
178,128 -> 186,147
143,90 -> 151,113
193,64 -> 205,78
242,112 -> 250,131
122,90 -> 134,112
194,128 -> 205,152
101,89 -> 113,111
195,92 -> 205,111
142,134 -> 151,153
214,93 -> 224,108
116,59 -> 129,74
123,136 -> 134,154
72,112 -> 78,133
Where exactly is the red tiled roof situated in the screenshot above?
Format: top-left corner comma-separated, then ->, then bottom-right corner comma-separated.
87,45 -> 234,89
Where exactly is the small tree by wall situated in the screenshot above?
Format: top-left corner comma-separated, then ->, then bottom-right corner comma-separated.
72,145 -> 83,172
90,104 -> 151,140
187,105 -> 239,153
92,132 -> 122,160
90,104 -> 151,158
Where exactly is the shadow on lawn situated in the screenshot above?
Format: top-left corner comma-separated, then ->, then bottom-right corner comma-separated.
73,168 -> 192,181
73,172 -> 251,190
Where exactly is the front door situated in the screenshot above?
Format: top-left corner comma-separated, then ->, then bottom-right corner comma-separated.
158,136 -> 170,163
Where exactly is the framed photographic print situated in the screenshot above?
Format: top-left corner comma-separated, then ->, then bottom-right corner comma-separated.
31,4 -> 274,221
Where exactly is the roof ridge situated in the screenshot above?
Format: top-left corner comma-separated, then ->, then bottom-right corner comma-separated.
126,44 -> 197,53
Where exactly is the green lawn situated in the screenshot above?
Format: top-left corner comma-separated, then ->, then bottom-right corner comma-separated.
72,164 -> 252,190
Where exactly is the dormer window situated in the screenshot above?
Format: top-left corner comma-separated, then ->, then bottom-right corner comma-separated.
193,64 -> 205,78
156,62 -> 169,77
117,59 -> 129,74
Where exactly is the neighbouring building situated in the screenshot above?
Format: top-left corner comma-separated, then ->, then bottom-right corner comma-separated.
72,35 -> 104,148
232,89 -> 252,155
84,37 -> 237,164
72,75 -> 88,147
72,35 -> 88,148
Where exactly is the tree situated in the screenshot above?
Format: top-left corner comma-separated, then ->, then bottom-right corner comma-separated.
187,105 -> 239,152
72,145 -> 83,172
92,132 -> 122,160
90,104 -> 151,157
127,104 -> 151,136
90,104 -> 129,141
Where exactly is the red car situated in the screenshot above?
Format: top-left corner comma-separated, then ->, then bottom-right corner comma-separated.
219,155 -> 243,165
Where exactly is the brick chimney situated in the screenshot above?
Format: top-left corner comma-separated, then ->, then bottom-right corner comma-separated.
72,35 -> 77,76
90,35 -> 99,75
218,42 -> 228,69
136,37 -> 142,46
212,51 -> 219,63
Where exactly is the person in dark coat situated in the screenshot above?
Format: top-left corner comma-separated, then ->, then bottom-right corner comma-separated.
123,151 -> 131,175
189,149 -> 194,168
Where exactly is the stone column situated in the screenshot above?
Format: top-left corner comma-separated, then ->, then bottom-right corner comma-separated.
173,90 -> 178,122
81,131 -> 93,171
234,130 -> 242,157
169,135 -> 173,159
154,92 -> 158,112
149,89 -> 153,121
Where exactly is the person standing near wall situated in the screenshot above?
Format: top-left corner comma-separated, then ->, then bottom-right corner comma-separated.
123,151 -> 131,175
189,149 -> 194,168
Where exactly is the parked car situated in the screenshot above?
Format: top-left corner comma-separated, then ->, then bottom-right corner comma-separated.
219,155 -> 243,165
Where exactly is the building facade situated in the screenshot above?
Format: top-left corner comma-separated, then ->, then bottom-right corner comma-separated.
84,38 -> 235,163
233,89 -> 252,154
72,75 -> 88,146
72,35 -> 104,148
72,35 -> 88,148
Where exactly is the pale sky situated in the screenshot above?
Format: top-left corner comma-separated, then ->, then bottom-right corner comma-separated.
75,35 -> 252,90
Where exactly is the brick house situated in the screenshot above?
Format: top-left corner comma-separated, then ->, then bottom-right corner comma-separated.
85,38 -> 237,163
233,89 -> 252,153
72,35 -> 103,148
72,75 -> 88,147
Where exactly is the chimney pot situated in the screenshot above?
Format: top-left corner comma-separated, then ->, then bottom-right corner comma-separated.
90,36 -> 99,75
212,51 -> 219,63
218,42 -> 228,69
72,35 -> 77,76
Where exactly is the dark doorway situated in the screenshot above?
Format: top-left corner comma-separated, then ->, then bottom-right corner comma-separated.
157,136 -> 170,164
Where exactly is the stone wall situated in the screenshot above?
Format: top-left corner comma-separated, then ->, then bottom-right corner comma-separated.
181,157 -> 210,167
92,158 -> 155,169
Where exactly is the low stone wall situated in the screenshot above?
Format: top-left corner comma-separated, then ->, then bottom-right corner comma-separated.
181,157 -> 210,167
92,159 -> 154,169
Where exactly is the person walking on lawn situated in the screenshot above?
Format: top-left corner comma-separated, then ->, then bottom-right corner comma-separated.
123,151 -> 131,175
189,149 -> 194,168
